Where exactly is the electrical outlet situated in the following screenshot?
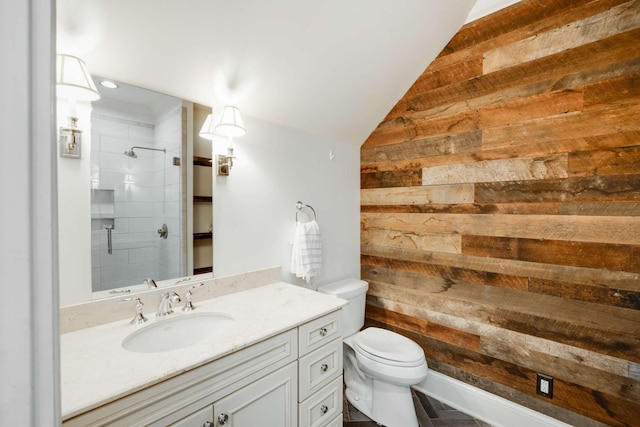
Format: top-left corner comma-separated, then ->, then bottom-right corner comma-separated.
536,373 -> 553,398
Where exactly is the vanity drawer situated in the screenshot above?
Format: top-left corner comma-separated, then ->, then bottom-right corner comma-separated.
325,414 -> 343,427
299,311 -> 341,356
299,338 -> 342,401
299,375 -> 343,427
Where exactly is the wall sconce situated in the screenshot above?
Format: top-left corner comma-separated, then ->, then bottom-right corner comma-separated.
59,117 -> 82,158
215,106 -> 246,137
213,106 -> 246,176
56,54 -> 101,159
216,147 -> 235,176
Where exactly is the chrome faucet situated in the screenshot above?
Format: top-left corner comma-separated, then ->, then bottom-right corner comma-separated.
157,291 -> 181,316
144,277 -> 158,288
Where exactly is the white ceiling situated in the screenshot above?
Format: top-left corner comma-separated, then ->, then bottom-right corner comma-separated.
57,0 -> 518,145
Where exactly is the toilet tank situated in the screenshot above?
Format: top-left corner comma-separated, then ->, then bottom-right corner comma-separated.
317,278 -> 369,337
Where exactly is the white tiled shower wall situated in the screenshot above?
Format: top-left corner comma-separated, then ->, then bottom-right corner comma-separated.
90,103 -> 183,292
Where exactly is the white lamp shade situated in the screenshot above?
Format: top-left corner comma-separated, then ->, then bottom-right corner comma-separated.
56,54 -> 101,102
199,113 -> 214,140
215,106 -> 246,137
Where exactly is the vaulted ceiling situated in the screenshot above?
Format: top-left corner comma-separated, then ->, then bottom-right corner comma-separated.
57,0 -> 519,145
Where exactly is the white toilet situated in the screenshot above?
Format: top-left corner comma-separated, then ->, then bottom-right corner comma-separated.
318,278 -> 428,427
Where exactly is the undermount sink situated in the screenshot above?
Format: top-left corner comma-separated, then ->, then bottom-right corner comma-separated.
122,312 -> 235,353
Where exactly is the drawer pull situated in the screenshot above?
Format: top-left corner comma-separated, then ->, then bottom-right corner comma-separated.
320,363 -> 329,373
320,404 -> 329,415
217,413 -> 229,425
319,327 -> 328,337
203,422 -> 214,427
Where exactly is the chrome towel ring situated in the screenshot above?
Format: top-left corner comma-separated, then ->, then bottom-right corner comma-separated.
296,201 -> 317,222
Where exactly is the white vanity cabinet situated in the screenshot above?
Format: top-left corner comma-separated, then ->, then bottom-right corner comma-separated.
211,362 -> 297,426
168,405 -> 212,427
62,307 -> 343,427
171,362 -> 297,427
297,311 -> 344,427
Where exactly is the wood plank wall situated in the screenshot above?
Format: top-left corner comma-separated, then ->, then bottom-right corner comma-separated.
360,1 -> 640,425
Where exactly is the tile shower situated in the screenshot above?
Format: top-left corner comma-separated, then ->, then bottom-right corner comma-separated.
90,100 -> 183,292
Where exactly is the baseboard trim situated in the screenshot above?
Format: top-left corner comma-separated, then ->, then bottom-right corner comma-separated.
413,371 -> 573,427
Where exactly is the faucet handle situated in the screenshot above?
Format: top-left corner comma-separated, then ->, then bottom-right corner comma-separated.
182,283 -> 204,312
144,277 -> 158,288
118,297 -> 148,325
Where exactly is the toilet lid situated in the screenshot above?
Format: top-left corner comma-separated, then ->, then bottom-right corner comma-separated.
354,327 -> 425,366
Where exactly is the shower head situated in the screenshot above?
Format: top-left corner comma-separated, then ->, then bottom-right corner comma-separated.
124,149 -> 137,158
124,146 -> 166,158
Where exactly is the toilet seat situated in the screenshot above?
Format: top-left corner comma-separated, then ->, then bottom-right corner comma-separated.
353,327 -> 425,367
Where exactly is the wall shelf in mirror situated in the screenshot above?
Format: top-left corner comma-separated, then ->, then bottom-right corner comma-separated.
193,266 -> 213,275
193,232 -> 213,240
192,105 -> 214,276
194,196 -> 213,203
193,156 -> 212,167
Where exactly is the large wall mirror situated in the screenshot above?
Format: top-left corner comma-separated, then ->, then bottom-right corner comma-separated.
57,75 -> 214,304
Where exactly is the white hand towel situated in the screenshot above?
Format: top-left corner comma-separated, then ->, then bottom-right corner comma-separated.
289,220 -> 322,284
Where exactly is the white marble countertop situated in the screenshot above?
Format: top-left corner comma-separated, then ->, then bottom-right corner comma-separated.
60,282 -> 346,420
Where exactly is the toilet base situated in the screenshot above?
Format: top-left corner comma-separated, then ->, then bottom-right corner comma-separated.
345,379 -> 419,427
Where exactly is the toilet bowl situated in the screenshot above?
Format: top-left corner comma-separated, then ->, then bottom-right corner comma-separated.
318,279 -> 428,427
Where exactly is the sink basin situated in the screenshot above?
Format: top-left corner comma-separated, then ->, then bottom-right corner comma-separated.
122,313 -> 234,353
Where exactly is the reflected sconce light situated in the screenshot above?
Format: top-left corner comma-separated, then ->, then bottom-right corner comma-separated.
199,113 -> 214,140
56,54 -> 101,158
56,54 -> 101,102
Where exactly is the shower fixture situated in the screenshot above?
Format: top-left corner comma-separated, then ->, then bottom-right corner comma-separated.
124,146 -> 166,158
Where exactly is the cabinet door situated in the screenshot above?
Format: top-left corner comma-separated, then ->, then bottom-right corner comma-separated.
169,404 -> 213,427
213,362 -> 297,427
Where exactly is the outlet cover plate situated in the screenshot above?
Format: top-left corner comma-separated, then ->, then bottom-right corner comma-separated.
536,373 -> 553,399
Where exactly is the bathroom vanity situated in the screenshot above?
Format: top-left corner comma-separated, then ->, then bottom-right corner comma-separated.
61,282 -> 346,427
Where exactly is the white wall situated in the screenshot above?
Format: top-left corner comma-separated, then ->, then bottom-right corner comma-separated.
58,100 -> 93,305
0,0 -> 58,425
213,115 -> 361,289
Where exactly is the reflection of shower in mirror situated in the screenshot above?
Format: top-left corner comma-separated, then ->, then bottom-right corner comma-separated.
124,146 -> 166,159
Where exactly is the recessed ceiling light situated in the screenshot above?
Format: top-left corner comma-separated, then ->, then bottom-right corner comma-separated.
100,80 -> 118,89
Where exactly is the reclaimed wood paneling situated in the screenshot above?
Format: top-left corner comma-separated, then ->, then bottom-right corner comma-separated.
474,174 -> 640,204
360,169 -> 422,189
361,185 -> 474,206
462,235 -> 640,273
568,145 -> 640,177
362,212 -> 640,245
386,28 -> 640,122
360,1 -> 640,425
361,130 -> 482,163
421,154 -> 569,185
438,0 -> 632,66
366,292 -> 632,377
482,0 -> 640,74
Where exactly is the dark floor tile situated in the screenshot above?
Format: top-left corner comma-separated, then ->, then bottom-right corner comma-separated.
413,390 -> 435,427
427,395 -> 448,412
345,401 -> 373,422
343,389 -> 491,427
435,409 -> 475,420
416,390 -> 440,419
343,422 -> 381,427
431,419 -> 484,427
